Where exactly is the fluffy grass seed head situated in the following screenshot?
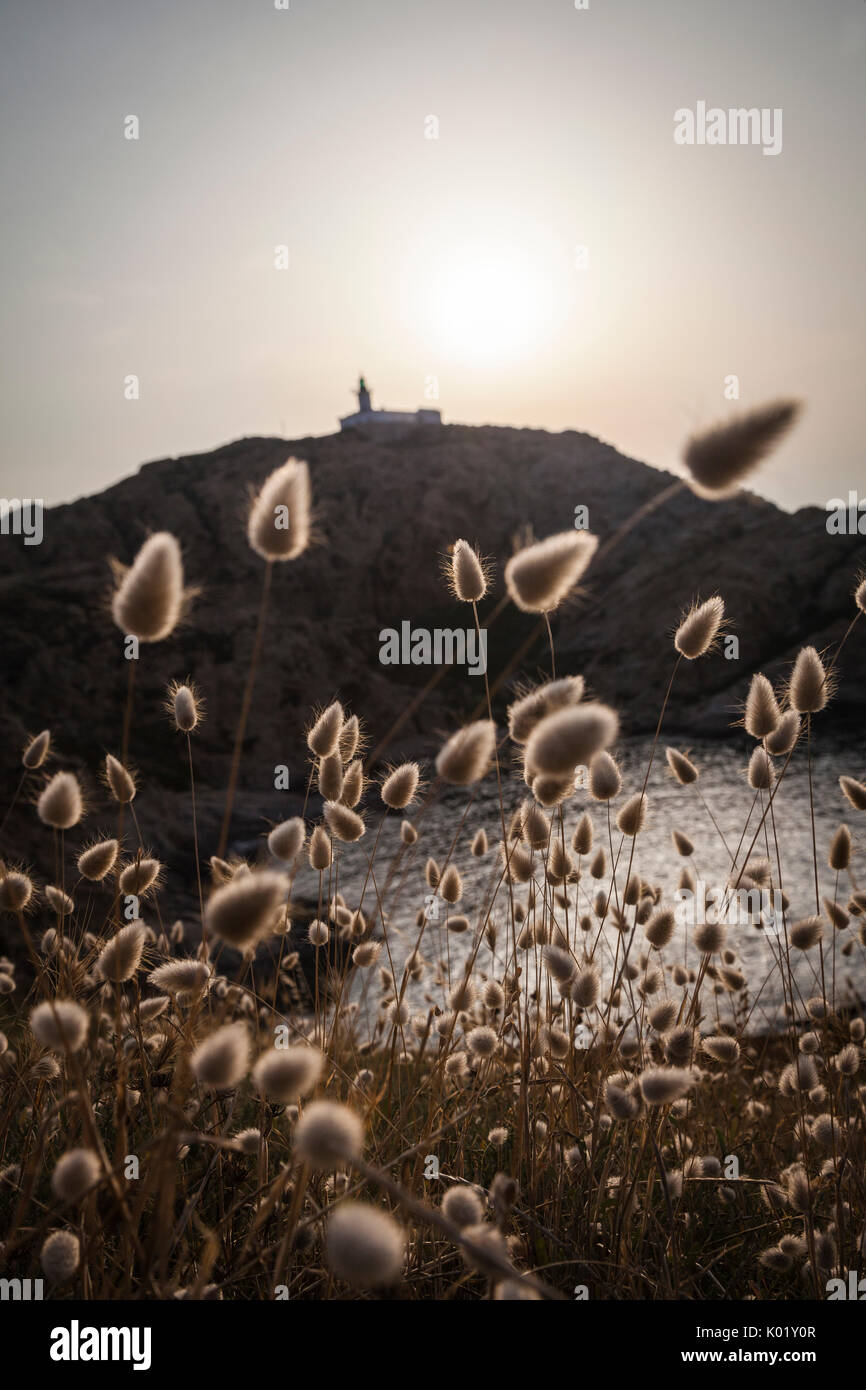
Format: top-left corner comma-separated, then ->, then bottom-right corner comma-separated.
309,824 -> 332,871
744,673 -> 780,739
340,759 -> 364,806
766,709 -> 801,756
439,863 -> 462,903
672,829 -> 694,857
443,1186 -> 485,1227
649,1001 -> 678,1033
572,811 -> 593,855
338,714 -> 361,762
829,824 -> 851,871
531,773 -> 574,807
30,1000 -> 89,1053
324,801 -> 365,843
683,400 -> 801,499
447,539 -> 490,603
139,996 -> 169,1023
204,869 -> 289,951
41,1230 -> 80,1284
666,747 -> 698,785
645,907 -> 676,950
23,729 -> 51,769
307,701 -> 345,758
294,1100 -> 364,1168
543,944 -> 575,984
252,1044 -> 323,1102
834,1044 -> 861,1077
839,776 -> 866,812
268,817 -> 306,863
247,457 -> 311,562
111,532 -> 186,642
638,1066 -> 695,1105
747,747 -> 774,791
95,920 -> 146,983
571,964 -> 601,1009
0,870 -> 33,912
694,920 -> 726,954
401,820 -> 418,846
824,897 -> 849,931
467,1025 -> 499,1059
459,1222 -> 510,1275
759,1247 -> 792,1273
605,1081 -> 640,1121
589,750 -> 622,801
354,939 -> 380,973
168,679 -> 203,733
191,1022 -> 250,1091
524,703 -> 618,779
789,916 -> 823,950
494,1279 -> 541,1301
45,885 -> 74,915
507,677 -> 584,744
674,596 -> 725,660
77,838 -> 119,881
326,1202 -> 404,1288
317,753 -> 344,801
234,1128 -> 261,1155
435,720 -> 496,786
617,792 -> 648,837
788,646 -> 828,714
118,858 -> 162,896
521,800 -> 550,848
308,918 -> 329,946
51,1148 -> 101,1202
37,771 -> 83,830
105,754 -> 136,804
665,1026 -> 695,1066
381,762 -> 421,810
504,531 -> 597,613
148,959 -> 212,999
702,1035 -> 740,1065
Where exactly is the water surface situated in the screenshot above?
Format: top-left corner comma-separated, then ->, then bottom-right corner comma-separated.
292,735 -> 865,1032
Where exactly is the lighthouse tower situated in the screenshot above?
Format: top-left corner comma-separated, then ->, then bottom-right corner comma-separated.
339,375 -> 442,434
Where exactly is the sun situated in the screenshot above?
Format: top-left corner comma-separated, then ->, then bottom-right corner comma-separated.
424,246 -> 555,366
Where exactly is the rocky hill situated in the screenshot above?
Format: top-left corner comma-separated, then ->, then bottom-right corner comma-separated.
1,423 -> 863,884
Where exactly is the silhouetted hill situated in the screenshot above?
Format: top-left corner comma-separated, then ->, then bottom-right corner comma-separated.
1,423 -> 863,878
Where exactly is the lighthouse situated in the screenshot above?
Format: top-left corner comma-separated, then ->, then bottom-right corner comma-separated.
339,376 -> 442,433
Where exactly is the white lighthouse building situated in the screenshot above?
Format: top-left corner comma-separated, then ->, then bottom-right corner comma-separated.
339,376 -> 442,433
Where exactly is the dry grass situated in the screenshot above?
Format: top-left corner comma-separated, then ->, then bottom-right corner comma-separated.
1,415 -> 865,1301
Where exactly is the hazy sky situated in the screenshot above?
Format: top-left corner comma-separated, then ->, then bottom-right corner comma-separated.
1,0 -> 864,509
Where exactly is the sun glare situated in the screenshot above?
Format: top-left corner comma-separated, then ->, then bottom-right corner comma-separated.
425,248 -> 555,366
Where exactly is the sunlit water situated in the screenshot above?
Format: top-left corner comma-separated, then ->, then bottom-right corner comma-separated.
291,737 -> 866,1034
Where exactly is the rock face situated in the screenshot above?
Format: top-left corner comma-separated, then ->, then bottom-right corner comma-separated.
0,423 -> 863,884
